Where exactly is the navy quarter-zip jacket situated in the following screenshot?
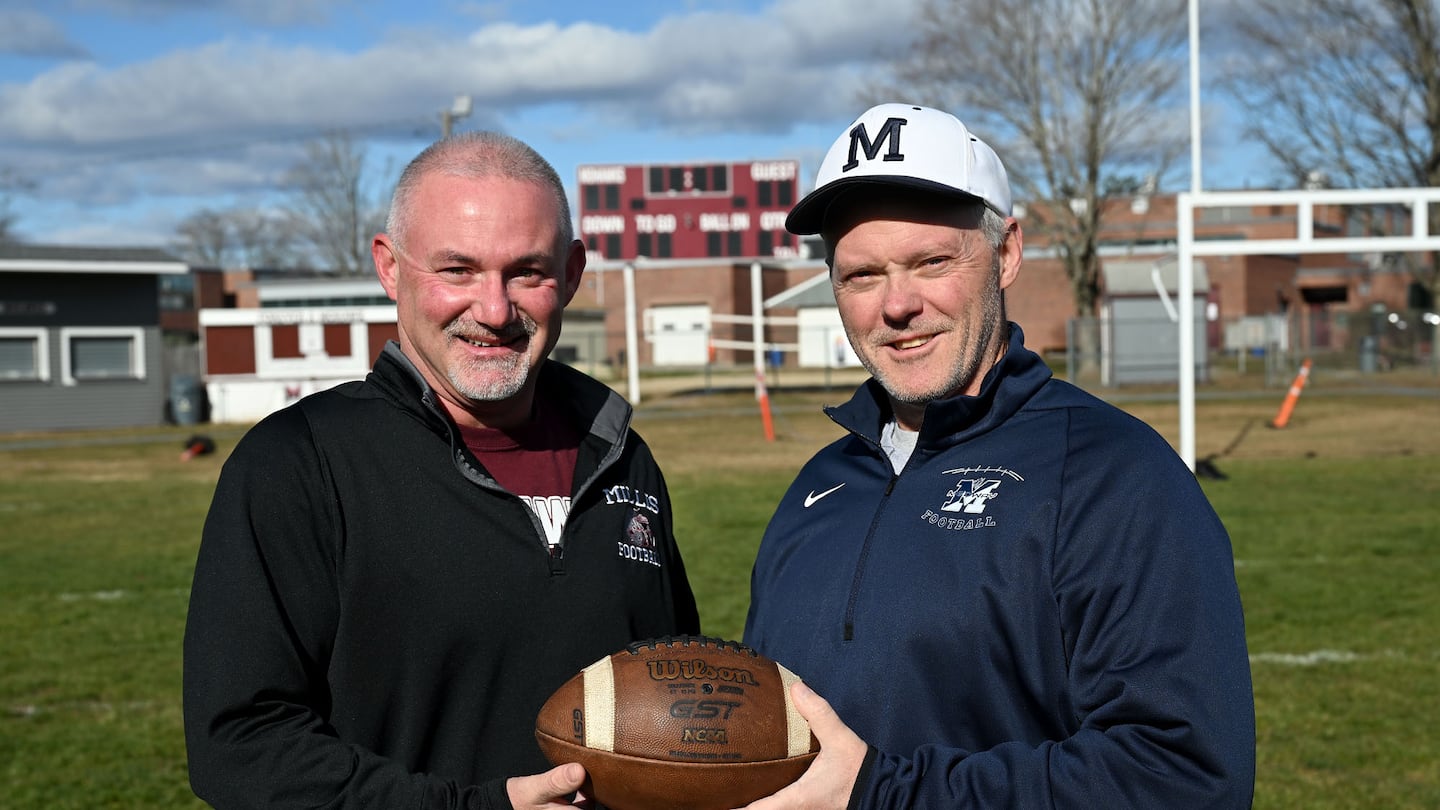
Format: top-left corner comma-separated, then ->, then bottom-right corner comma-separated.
744,325 -> 1254,809
185,342 -> 699,809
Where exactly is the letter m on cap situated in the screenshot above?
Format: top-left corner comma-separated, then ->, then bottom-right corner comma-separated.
842,117 -> 907,172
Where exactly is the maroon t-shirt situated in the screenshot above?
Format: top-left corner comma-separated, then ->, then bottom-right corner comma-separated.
457,399 -> 583,550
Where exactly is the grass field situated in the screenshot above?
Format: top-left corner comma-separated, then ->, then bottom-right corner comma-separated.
1,376 -> 1436,808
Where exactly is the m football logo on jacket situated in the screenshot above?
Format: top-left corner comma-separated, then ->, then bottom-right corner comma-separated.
939,465 -> 1023,516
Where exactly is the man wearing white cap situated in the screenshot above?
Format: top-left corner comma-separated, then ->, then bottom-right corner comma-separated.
742,104 -> 1254,809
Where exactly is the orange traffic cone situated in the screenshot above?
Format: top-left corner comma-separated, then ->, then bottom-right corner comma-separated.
1269,358 -> 1312,429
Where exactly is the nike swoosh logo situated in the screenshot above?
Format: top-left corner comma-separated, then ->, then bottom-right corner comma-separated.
803,483 -> 845,508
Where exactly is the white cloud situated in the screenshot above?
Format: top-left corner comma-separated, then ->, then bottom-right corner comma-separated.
4,1 -> 924,143
1,0 -> 926,243
51,0 -> 346,27
0,11 -> 90,58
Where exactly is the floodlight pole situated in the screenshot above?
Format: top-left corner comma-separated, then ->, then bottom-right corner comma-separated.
1188,0 -> 1202,196
441,94 -> 473,139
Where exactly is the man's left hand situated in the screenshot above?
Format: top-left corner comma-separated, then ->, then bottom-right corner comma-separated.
507,762 -> 591,809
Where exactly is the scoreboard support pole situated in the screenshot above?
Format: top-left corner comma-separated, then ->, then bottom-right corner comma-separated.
624,262 -> 641,404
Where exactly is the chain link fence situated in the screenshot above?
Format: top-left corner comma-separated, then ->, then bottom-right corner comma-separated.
1063,308 -> 1440,389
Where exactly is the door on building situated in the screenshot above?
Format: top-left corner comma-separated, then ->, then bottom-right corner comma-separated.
797,307 -> 861,368
647,304 -> 711,366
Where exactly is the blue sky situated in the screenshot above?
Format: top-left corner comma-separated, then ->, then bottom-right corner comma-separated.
0,0 -> 1267,248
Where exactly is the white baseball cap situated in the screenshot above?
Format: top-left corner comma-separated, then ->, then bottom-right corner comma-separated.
786,103 -> 1012,235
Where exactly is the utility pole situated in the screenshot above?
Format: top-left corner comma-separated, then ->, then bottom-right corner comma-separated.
440,94 -> 473,139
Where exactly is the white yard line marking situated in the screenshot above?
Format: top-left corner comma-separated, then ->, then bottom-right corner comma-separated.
58,589 -> 127,601
1232,556 -> 1332,568
55,587 -> 187,602
1249,649 -> 1416,666
9,699 -> 165,718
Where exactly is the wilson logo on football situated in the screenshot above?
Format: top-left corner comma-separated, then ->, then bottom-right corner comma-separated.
647,659 -> 760,685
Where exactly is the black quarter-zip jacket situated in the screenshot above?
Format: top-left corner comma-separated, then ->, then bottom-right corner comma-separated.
184,342 -> 699,809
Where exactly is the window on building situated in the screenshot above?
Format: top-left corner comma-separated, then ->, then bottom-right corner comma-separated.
61,327 -> 145,385
72,336 -> 134,378
158,274 -> 195,311
0,329 -> 49,381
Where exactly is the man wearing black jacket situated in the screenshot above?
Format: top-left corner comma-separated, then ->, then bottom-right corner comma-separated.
184,132 -> 700,809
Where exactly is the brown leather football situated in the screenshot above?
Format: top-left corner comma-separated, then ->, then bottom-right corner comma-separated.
534,636 -> 819,810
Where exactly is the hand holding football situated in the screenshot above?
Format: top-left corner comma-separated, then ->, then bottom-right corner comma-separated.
534,636 -> 819,810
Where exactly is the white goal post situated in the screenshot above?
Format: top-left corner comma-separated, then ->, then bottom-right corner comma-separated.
1176,187 -> 1440,470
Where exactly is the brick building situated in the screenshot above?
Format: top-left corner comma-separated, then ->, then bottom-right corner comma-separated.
567,189 -> 1425,375
998,192 -> 1417,359
186,188 -> 1430,424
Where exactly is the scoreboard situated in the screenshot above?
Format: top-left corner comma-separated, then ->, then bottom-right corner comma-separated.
576,159 -> 803,262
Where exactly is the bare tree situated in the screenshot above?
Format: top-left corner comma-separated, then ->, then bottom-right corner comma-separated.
284,131 -> 388,275
1225,0 -> 1440,303
230,208 -> 305,270
0,201 -> 16,245
174,206 -> 307,270
0,167 -> 35,244
175,208 -> 232,267
876,0 -> 1190,319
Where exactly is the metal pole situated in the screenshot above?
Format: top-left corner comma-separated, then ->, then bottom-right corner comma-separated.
1433,317 -> 1440,376
1178,194 -> 1197,471
1188,0 -> 1202,194
750,262 -> 765,387
1177,0 -> 1201,471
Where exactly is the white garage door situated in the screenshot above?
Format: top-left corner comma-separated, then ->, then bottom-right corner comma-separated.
647,304 -> 711,366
